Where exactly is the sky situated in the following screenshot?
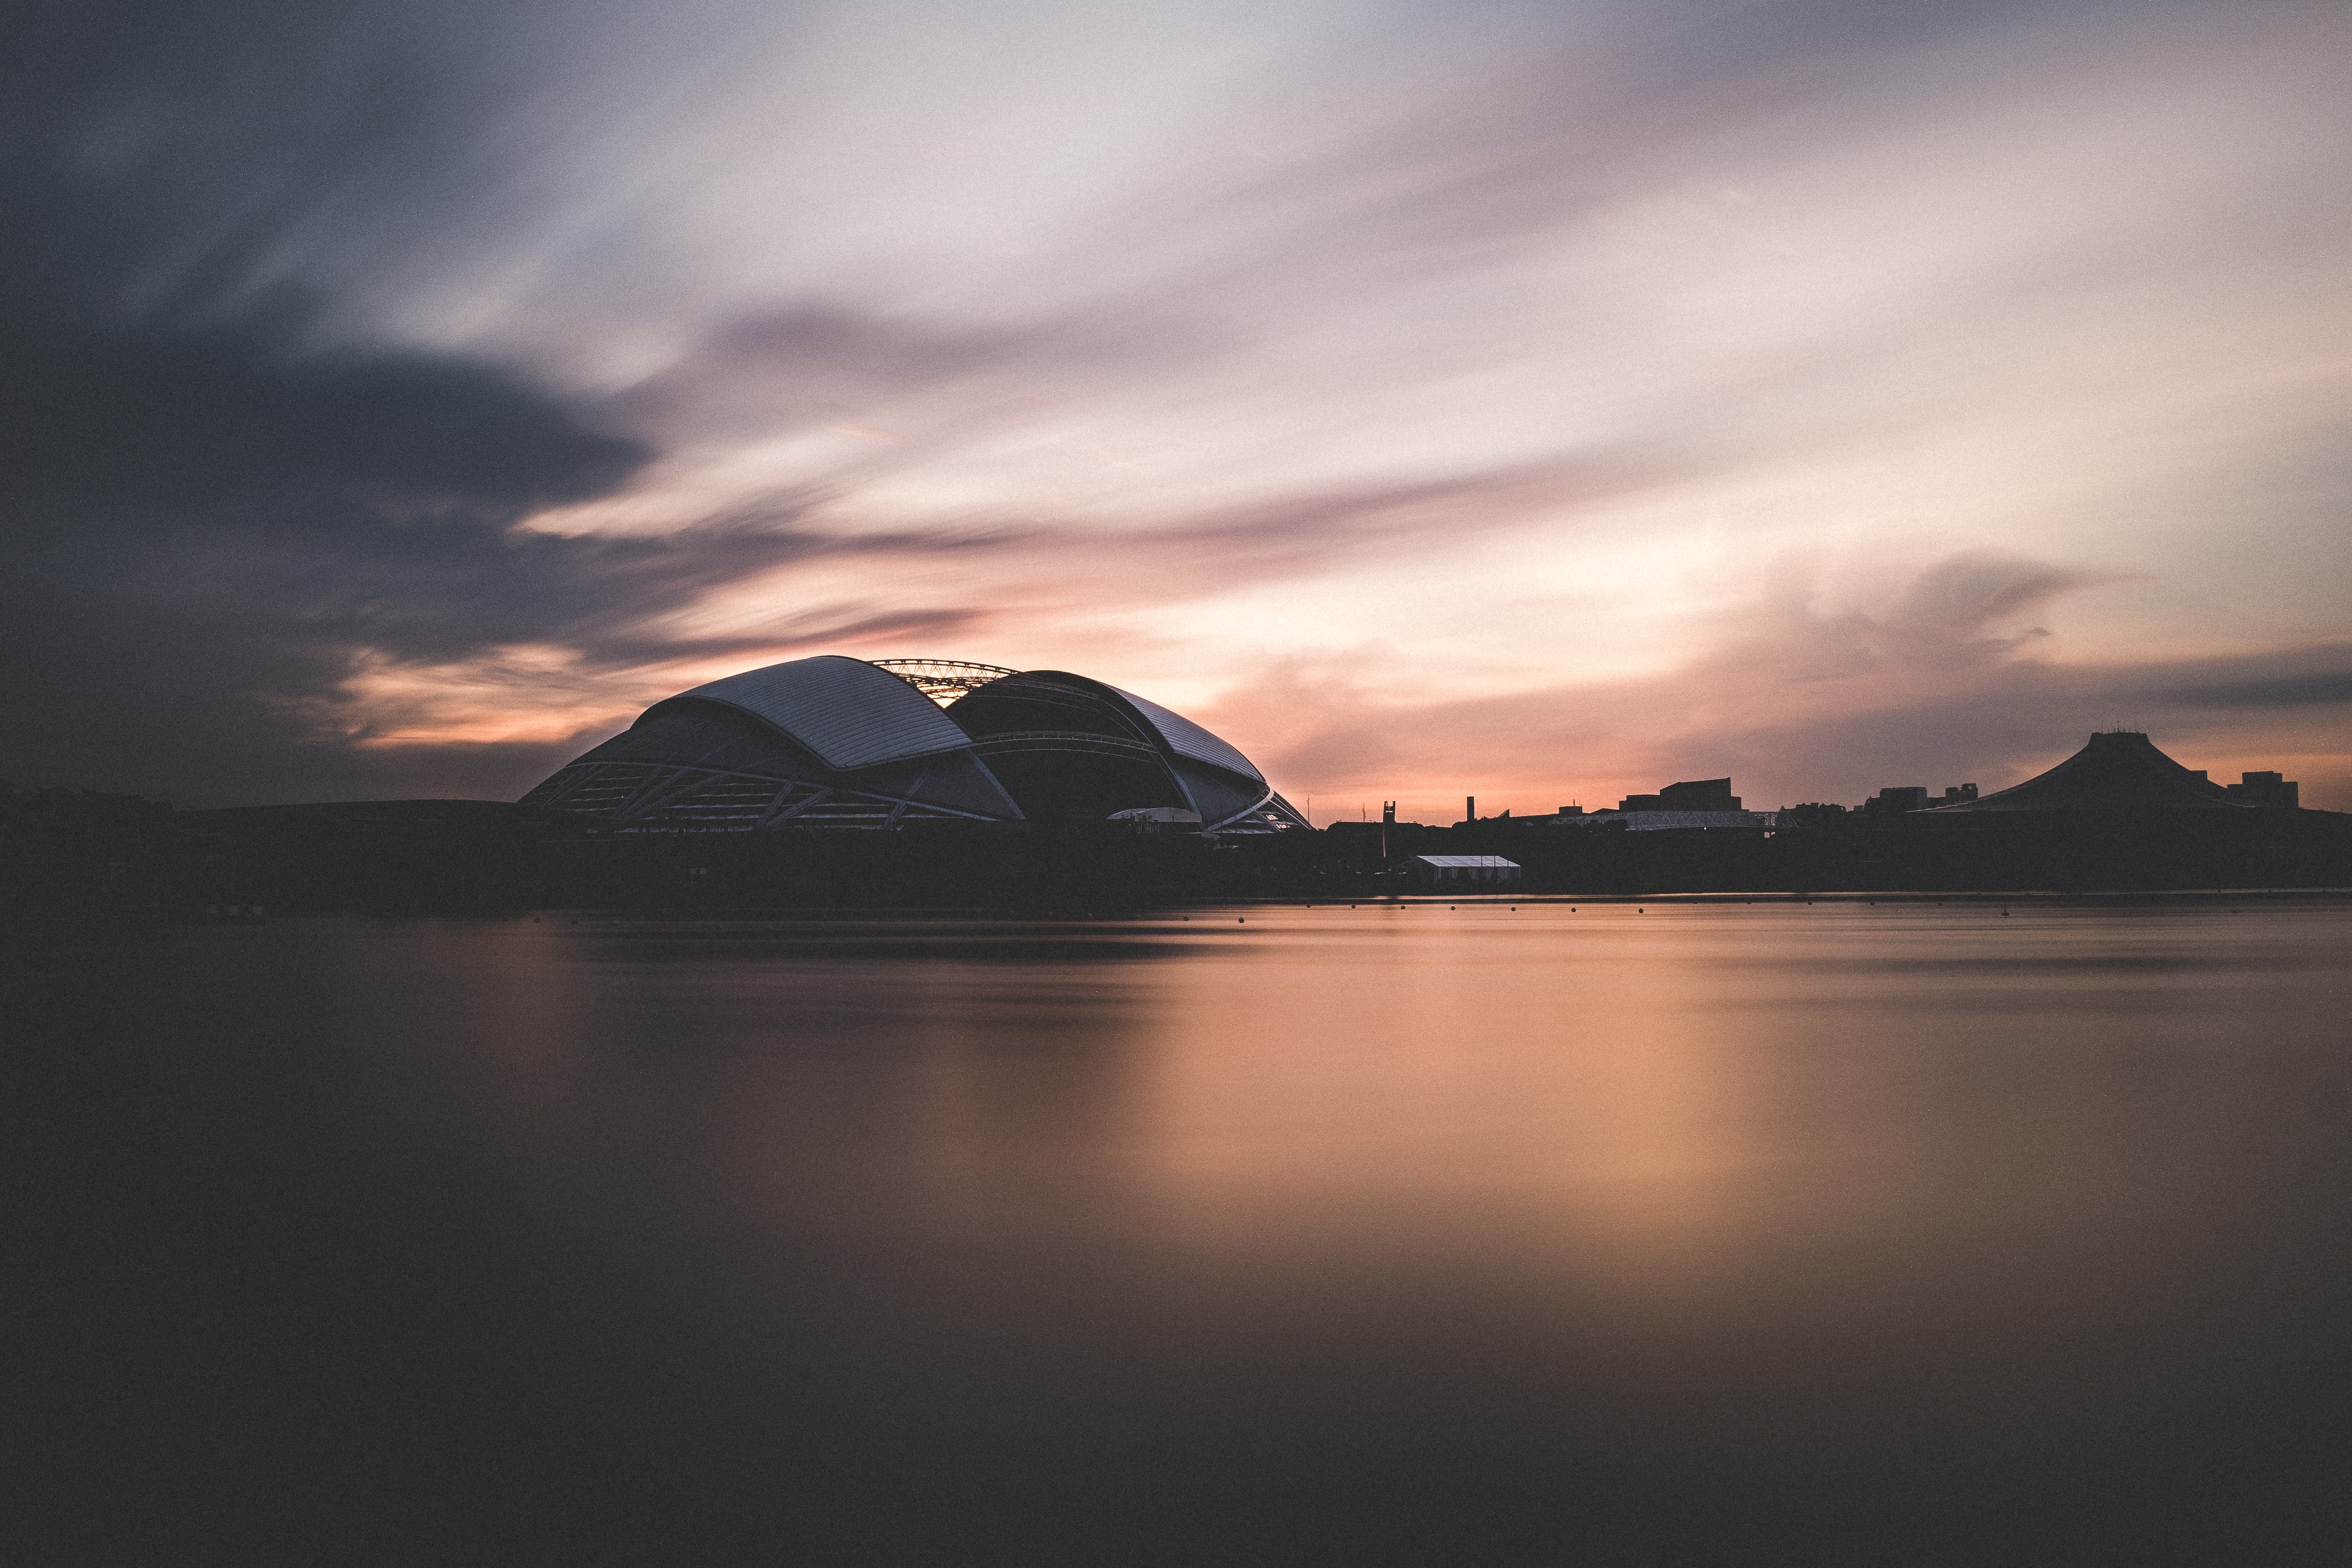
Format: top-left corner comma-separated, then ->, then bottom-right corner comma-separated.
5,0 -> 2348,818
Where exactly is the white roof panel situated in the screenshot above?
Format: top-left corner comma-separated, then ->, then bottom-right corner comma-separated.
676,656 -> 973,772
1108,685 -> 1263,781
1414,855 -> 1521,868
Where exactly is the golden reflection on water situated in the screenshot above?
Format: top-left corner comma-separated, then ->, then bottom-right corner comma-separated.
39,898 -> 2346,1563
331,899 -> 2352,1341
1121,907 -> 1762,1295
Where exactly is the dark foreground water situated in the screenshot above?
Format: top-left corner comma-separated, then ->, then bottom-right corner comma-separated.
12,897 -> 2352,1566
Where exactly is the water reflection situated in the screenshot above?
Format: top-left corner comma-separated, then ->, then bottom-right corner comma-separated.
18,899 -> 2352,1564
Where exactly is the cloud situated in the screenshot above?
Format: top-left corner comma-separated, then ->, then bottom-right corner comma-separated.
611,304 -> 1221,443
2156,662 -> 2352,712
1205,551 -> 2352,816
0,2 -> 801,801
0,3 -> 985,801
3,0 -> 2347,812
0,309 -> 805,800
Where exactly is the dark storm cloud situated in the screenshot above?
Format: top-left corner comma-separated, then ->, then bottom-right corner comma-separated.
4,317 -> 642,518
0,0 -> 493,325
2159,663 -> 2352,712
0,310 -> 800,801
0,1 -> 845,803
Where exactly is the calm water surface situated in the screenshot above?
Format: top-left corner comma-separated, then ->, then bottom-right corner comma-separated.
16,897 -> 2352,1564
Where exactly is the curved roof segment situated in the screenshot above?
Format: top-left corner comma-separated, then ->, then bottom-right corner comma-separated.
1923,731 -> 2254,812
1108,685 -> 1263,781
669,654 -> 974,772
520,655 -> 1304,834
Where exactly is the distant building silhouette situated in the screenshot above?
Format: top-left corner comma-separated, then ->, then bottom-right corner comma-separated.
1922,732 -> 2279,812
1617,778 -> 1740,812
2226,771 -> 2299,808
1862,786 -> 1931,815
1508,776 -> 1766,832
1859,784 -> 1977,814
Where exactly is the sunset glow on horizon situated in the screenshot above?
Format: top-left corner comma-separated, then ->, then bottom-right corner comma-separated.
7,0 -> 2348,812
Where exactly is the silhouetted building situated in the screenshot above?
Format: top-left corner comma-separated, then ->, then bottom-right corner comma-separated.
1617,778 -> 1740,812
1531,807 -> 1773,832
2226,771 -> 2300,808
1410,855 -> 1521,884
1862,780 -> 1975,818
1862,784 -> 1974,814
1920,732 -> 2257,812
522,656 -> 1307,834
1862,786 -> 1931,815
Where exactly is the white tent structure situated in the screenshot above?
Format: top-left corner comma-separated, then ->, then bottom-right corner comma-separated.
1409,855 -> 1522,884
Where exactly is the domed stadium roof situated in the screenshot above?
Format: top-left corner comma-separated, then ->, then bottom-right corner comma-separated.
1921,731 -> 2254,812
520,655 -> 1307,834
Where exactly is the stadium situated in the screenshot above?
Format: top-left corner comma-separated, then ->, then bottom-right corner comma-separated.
520,656 -> 1308,834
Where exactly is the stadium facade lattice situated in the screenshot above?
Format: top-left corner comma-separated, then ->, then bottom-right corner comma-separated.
520,656 -> 1308,834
